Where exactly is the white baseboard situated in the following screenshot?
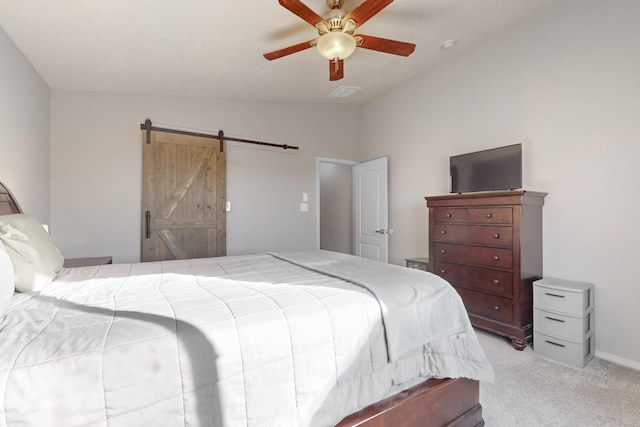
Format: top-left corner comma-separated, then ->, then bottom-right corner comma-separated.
595,350 -> 640,371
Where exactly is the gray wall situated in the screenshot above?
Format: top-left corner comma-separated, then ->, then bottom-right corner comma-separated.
0,27 -> 50,221
360,0 -> 640,368
49,91 -> 361,262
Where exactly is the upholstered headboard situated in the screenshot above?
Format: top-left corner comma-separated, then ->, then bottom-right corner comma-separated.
0,181 -> 23,215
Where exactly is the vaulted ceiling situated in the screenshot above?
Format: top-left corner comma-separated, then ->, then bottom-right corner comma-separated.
0,0 -> 557,104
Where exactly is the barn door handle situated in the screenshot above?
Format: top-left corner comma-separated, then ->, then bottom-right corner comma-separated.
145,210 -> 151,238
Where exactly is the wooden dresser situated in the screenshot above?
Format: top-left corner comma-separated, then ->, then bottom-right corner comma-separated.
425,190 -> 547,350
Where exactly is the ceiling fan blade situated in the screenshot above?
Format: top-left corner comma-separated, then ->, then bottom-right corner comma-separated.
329,59 -> 344,81
355,34 -> 415,56
264,39 -> 316,60
344,0 -> 393,27
279,0 -> 327,27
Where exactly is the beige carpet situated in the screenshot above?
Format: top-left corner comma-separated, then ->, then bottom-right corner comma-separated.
476,329 -> 640,426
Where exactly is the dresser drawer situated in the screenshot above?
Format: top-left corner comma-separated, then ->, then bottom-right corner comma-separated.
468,207 -> 512,224
433,242 -> 513,269
432,208 -> 468,223
432,224 -> 513,248
433,260 -> 513,298
456,287 -> 513,324
534,308 -> 593,341
534,331 -> 594,368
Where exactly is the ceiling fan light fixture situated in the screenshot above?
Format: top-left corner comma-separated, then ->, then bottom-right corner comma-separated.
316,31 -> 357,60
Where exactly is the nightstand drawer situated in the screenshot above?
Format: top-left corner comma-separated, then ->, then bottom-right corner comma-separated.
534,308 -> 593,341
534,331 -> 594,368
405,257 -> 429,271
533,279 -> 593,316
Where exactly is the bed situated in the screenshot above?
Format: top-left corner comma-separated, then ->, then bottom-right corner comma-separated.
0,180 -> 493,426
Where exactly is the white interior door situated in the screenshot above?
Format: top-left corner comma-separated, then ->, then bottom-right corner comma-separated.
353,157 -> 388,262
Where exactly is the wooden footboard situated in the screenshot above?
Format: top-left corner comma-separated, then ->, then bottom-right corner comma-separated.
336,378 -> 483,427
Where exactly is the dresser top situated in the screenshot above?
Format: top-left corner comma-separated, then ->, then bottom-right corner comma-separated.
425,190 -> 547,207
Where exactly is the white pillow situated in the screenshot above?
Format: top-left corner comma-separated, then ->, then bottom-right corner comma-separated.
0,239 -> 15,316
0,214 -> 64,292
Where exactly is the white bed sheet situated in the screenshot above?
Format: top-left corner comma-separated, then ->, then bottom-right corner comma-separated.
0,252 -> 493,427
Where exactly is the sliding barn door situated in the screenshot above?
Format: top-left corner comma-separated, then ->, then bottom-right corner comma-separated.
142,130 -> 226,262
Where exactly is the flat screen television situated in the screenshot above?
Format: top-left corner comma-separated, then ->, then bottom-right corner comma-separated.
450,143 -> 522,193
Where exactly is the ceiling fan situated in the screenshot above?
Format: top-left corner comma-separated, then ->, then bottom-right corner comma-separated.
264,0 -> 416,81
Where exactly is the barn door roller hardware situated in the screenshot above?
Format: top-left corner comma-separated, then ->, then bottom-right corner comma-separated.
141,119 -> 299,151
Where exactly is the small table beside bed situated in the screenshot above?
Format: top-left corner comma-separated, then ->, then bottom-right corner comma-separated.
0,180 -> 493,426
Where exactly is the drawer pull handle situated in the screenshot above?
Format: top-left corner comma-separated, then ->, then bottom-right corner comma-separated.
446,213 -> 452,218
493,305 -> 500,311
493,233 -> 500,238
493,255 -> 500,261
546,340 -> 566,348
440,269 -> 446,274
486,213 -> 492,219
545,316 -> 565,323
440,249 -> 446,254
545,292 -> 565,298
492,279 -> 500,285
440,230 -> 446,234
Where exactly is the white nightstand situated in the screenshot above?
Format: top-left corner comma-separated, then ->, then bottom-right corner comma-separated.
533,278 -> 594,367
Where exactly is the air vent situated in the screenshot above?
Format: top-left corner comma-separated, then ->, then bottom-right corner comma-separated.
328,86 -> 361,98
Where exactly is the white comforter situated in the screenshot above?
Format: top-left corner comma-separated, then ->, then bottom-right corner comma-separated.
0,251 -> 493,427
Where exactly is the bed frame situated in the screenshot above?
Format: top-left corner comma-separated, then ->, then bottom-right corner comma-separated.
0,181 -> 23,215
338,377 -> 483,426
0,179 -> 484,427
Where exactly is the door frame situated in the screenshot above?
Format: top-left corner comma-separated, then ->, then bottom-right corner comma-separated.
316,156 -> 389,262
315,157 -> 358,251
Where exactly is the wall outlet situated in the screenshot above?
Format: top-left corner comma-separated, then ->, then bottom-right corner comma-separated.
300,202 -> 308,212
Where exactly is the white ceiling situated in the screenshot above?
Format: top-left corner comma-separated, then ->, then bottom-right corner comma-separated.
0,0 -> 558,105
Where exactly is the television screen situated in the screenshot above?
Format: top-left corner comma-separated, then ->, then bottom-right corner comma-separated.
450,143 -> 522,193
